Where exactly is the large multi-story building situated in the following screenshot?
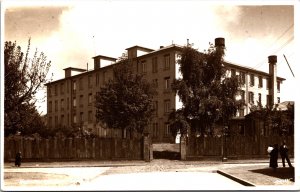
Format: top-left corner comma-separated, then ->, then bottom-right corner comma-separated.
45,38 -> 285,143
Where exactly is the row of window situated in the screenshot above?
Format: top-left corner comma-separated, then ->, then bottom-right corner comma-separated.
240,90 -> 280,105
141,54 -> 170,73
231,69 -> 280,91
48,94 -> 93,112
152,99 -> 171,116
48,111 -> 94,128
49,54 -> 172,96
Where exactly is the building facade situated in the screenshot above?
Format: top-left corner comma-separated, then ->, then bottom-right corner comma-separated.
45,38 -> 285,143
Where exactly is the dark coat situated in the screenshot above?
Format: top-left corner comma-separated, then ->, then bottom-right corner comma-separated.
269,147 -> 278,168
15,152 -> 22,167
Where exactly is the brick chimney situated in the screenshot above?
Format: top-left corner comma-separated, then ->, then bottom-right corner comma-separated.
268,55 -> 277,107
215,37 -> 225,47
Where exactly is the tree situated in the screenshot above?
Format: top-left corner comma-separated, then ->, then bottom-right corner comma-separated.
95,60 -> 156,138
170,43 -> 243,136
249,102 -> 294,136
4,39 -> 51,135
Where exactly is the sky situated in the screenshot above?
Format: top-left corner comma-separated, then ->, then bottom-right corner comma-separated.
2,1 -> 297,115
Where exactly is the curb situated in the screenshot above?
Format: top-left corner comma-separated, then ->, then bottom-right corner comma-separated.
4,163 -> 147,169
217,170 -> 256,186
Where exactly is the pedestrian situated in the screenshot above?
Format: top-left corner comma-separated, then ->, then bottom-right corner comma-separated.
279,141 -> 293,168
15,151 -> 22,167
269,144 -> 278,171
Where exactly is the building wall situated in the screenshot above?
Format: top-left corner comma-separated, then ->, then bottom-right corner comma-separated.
46,45 -> 283,143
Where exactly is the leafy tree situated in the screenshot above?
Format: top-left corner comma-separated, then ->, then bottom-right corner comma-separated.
4,39 -> 51,136
170,43 -> 243,136
95,60 -> 156,138
249,102 -> 294,136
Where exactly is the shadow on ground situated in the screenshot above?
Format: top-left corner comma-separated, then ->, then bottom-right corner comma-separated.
250,167 -> 294,182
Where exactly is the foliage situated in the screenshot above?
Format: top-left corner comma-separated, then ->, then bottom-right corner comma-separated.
95,60 -> 156,137
170,43 -> 243,136
248,102 -> 294,136
4,39 -> 51,136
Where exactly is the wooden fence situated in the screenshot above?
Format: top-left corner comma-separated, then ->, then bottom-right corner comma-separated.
4,136 -> 143,161
187,135 -> 294,159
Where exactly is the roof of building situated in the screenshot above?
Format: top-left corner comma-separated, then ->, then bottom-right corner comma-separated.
46,44 -> 286,85
277,101 -> 294,110
125,45 -> 154,52
63,67 -> 87,72
92,55 -> 117,61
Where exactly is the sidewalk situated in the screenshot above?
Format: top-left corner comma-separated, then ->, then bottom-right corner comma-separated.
3,158 -> 297,188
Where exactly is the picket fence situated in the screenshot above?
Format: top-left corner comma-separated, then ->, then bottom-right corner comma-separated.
187,135 -> 294,159
4,136 -> 143,161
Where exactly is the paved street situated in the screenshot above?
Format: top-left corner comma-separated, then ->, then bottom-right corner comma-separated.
2,159 -> 297,191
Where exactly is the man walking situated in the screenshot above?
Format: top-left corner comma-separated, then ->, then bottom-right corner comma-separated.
279,141 -> 293,168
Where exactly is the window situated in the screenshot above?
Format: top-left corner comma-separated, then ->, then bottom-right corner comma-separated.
60,83 -> 64,94
141,60 -> 147,73
258,93 -> 262,104
164,99 -> 171,114
79,95 -> 83,107
239,108 -> 244,117
48,86 -> 52,97
73,81 -> 77,93
80,112 -> 84,123
152,79 -> 158,88
240,90 -> 245,101
66,81 -> 69,93
164,77 -> 170,90
248,92 -> 254,103
152,57 -> 158,73
79,78 -> 83,90
250,74 -> 255,86
88,93 -> 93,106
73,114 -> 77,124
164,123 -> 170,136
258,76 -> 263,88
103,71 -> 106,84
277,81 -> 280,92
88,111 -> 93,122
55,100 -> 58,111
55,116 -> 58,127
61,99 -> 64,111
73,98 -> 77,108
96,73 -> 100,86
152,122 -> 159,138
277,97 -> 280,104
88,75 -> 93,88
239,72 -> 246,85
164,54 -> 170,70
231,69 -> 236,77
153,101 -> 158,116
55,84 -> 58,96
48,116 -> 52,129
67,98 -> 69,109
61,115 -> 65,126
49,101 -> 52,113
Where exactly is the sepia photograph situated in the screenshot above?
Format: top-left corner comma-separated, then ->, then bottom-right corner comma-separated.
1,0 -> 299,191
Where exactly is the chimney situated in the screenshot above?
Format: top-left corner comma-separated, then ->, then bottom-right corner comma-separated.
94,56 -> 101,70
160,46 -> 164,49
215,37 -> 225,47
268,55 -> 277,107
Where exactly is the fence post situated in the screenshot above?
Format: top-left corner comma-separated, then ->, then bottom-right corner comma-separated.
143,133 -> 150,162
180,134 -> 187,160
